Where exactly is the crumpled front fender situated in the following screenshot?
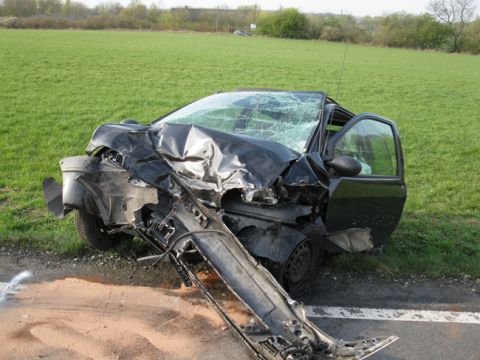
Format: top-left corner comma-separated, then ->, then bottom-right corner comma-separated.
42,156 -> 99,218
42,155 -> 158,225
139,173 -> 399,360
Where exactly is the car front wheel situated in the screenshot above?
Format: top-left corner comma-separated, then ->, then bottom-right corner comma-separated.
282,239 -> 320,296
74,210 -> 131,250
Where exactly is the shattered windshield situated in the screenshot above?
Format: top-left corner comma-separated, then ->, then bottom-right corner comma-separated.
156,91 -> 324,152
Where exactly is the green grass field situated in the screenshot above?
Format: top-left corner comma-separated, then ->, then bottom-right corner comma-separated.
1,29 -> 479,276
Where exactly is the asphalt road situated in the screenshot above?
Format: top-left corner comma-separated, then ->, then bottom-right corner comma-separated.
314,318 -> 479,360
1,248 -> 479,360
300,275 -> 480,360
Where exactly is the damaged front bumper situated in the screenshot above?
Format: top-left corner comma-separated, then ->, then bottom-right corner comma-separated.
151,174 -> 398,359
42,157 -> 397,360
139,174 -> 398,360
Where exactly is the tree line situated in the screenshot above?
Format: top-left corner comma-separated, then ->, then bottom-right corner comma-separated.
0,0 -> 479,54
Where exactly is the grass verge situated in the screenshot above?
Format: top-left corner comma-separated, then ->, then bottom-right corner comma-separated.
1,29 -> 479,276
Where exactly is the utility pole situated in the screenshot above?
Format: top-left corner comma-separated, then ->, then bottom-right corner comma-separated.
215,6 -> 219,33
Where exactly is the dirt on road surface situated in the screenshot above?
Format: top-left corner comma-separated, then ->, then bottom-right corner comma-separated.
2,245 -> 480,360
0,276 -> 252,360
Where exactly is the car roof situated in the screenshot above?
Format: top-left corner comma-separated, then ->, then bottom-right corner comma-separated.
231,87 -> 326,95
230,88 -> 343,108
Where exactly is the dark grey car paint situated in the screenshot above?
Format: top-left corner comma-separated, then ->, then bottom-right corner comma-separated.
323,113 -> 406,248
42,90 -> 406,359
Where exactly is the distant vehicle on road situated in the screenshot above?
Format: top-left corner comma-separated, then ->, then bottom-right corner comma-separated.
233,30 -> 251,36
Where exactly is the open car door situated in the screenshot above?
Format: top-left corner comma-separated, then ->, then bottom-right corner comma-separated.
323,113 -> 407,248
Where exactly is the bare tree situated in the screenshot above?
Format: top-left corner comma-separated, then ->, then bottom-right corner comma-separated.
428,0 -> 477,52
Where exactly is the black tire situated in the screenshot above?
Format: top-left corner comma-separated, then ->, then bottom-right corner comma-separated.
282,239 -> 321,296
74,210 -> 130,250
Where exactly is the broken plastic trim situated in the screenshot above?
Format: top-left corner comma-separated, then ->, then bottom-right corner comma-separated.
140,172 -> 398,359
327,228 -> 374,253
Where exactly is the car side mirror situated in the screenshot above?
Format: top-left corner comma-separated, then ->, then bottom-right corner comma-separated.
326,156 -> 362,177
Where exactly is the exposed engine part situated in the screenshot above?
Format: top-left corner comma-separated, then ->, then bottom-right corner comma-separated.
42,89 -> 407,359
134,174 -> 399,360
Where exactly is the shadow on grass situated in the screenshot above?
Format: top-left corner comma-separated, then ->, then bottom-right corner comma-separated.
330,211 -> 480,277
2,210 -> 479,277
0,201 -> 155,259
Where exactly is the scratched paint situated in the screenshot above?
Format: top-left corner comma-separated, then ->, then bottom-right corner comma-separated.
0,271 -> 32,304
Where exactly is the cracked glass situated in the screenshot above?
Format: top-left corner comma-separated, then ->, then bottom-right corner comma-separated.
156,91 -> 324,152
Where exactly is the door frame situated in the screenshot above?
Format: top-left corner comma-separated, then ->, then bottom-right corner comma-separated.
323,112 -> 405,182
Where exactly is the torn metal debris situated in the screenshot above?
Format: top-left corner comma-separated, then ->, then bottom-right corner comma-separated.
42,89 -> 406,359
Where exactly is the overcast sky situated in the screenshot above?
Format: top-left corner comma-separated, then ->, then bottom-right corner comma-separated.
80,0 -> 479,17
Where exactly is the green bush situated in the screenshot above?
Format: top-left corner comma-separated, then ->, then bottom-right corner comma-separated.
0,16 -> 18,27
258,8 -> 308,39
463,18 -> 480,54
0,2 -> 478,54
8,15 -> 78,28
372,13 -> 448,50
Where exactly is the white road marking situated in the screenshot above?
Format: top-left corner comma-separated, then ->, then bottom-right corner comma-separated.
305,306 -> 480,325
0,271 -> 32,304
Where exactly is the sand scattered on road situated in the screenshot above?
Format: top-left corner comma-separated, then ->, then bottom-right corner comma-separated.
0,277 -> 252,360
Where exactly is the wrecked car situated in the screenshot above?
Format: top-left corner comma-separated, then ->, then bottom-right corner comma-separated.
43,89 -> 406,359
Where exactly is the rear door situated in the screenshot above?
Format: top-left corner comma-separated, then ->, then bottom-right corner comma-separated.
323,113 -> 406,247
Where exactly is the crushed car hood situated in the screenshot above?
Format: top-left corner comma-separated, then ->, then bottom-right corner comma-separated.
86,122 -> 329,206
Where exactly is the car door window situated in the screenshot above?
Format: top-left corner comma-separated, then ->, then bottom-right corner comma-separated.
334,119 -> 397,176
